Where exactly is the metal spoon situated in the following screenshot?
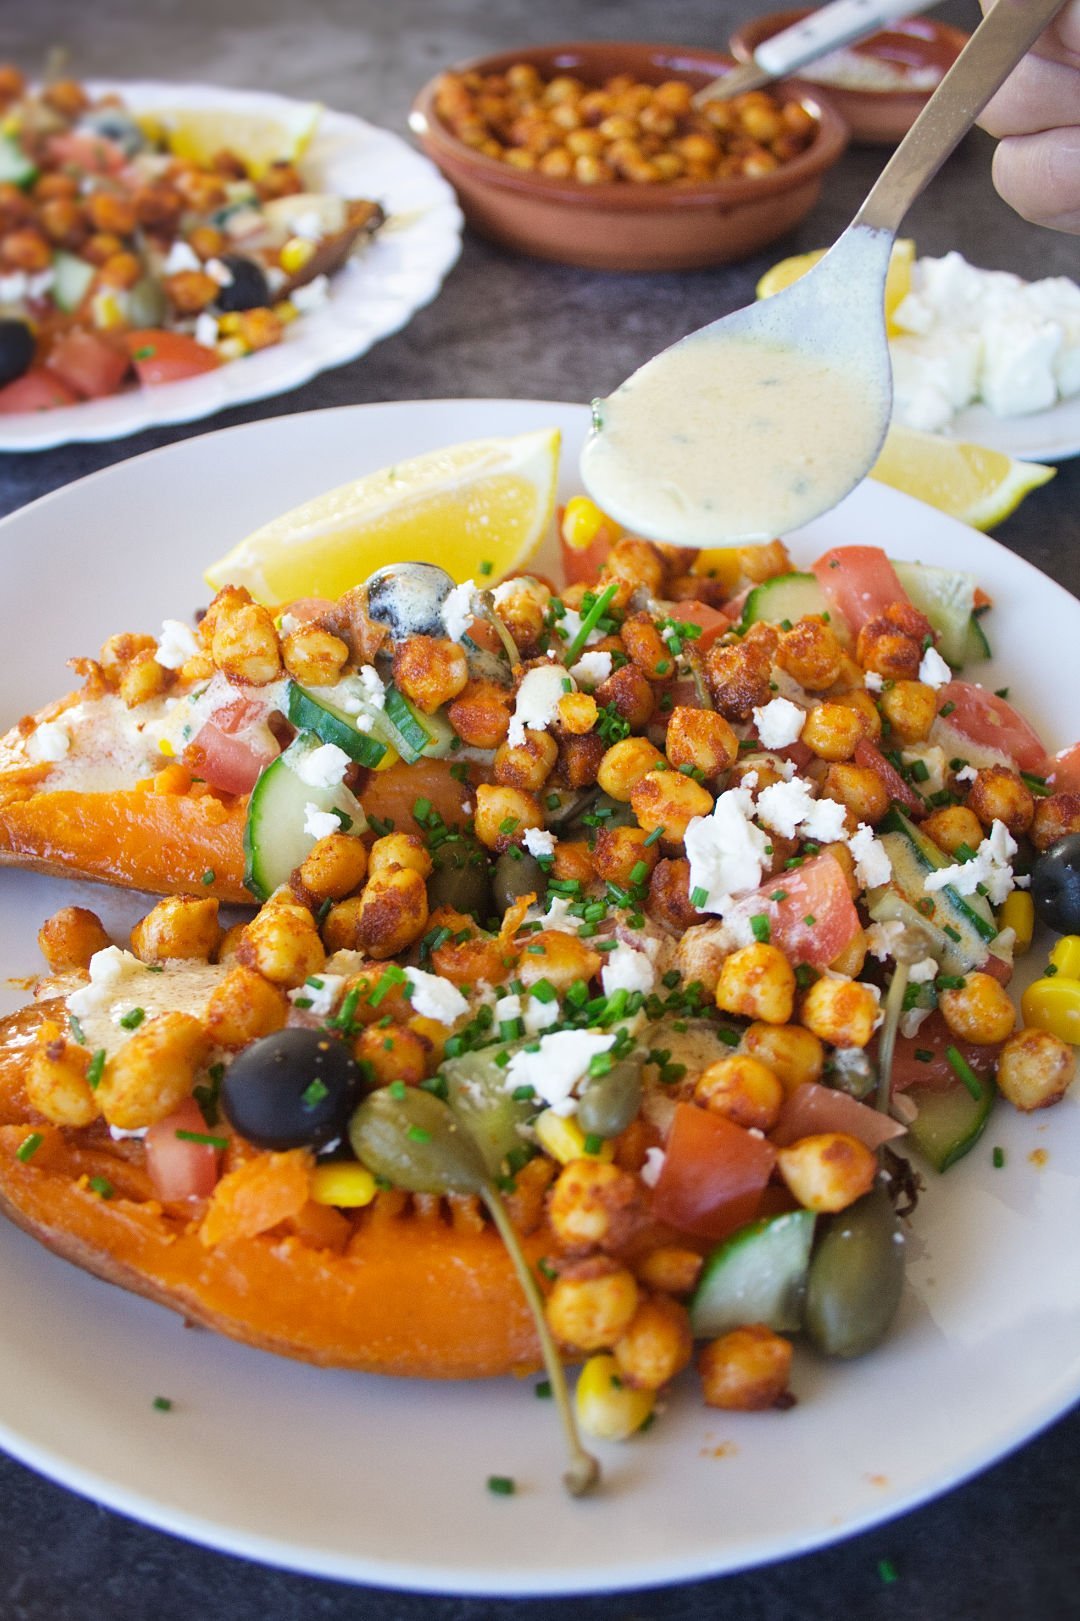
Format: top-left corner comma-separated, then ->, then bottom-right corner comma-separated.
580,0 -> 1065,548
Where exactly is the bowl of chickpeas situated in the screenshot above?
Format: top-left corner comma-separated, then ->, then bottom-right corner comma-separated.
409,42 -> 848,271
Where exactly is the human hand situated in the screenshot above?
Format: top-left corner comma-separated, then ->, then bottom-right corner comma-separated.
977,0 -> 1080,233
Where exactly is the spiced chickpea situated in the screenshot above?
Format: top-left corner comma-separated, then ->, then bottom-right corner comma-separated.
557,691 -> 599,736
705,641 -> 773,723
855,619 -> 922,680
473,784 -> 544,852
694,1054 -> 783,1132
329,868 -> 429,959
594,663 -> 655,729
86,191 -> 137,237
0,227 -> 51,273
922,804 -> 985,857
282,626 -> 349,687
699,1324 -> 792,1410
296,832 -> 368,901
832,688 -> 882,742
516,930 -> 601,994
621,612 -> 671,680
239,897 -> 326,987
776,617 -> 844,691
548,1159 -> 644,1254
647,858 -> 698,933
210,600 -> 282,686
800,976 -> 880,1047
741,1021 -> 824,1093
634,1245 -> 703,1297
354,1023 -> 430,1088
26,1022 -> 97,1128
205,966 -> 288,1049
613,1295 -> 694,1391
37,907 -> 111,973
879,679 -> 937,744
938,971 -> 1016,1045
392,635 -> 468,714
118,650 -> 171,709
631,768 -> 713,844
801,701 -> 865,762
556,731 -> 606,789
368,833 -> 433,880
39,197 -> 87,249
493,729 -> 558,792
597,736 -> 665,801
776,1132 -> 877,1213
552,840 -> 595,886
447,679 -> 512,749
1032,792 -> 1080,852
591,824 -> 658,887
716,943 -> 796,1025
820,763 -> 890,826
0,65 -> 25,104
545,1258 -> 640,1352
665,706 -> 739,779
81,231 -> 125,266
996,1028 -> 1075,1112
130,895 -> 221,963
966,766 -> 1035,837
43,79 -> 89,118
99,1012 -> 210,1130
601,536 -> 665,599
97,251 -> 142,290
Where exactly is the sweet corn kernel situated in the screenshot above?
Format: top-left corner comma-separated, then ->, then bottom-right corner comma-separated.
692,547 -> 743,594
309,1163 -> 377,1208
274,299 -> 299,323
158,738 -> 175,757
575,1352 -> 655,1441
1048,934 -> 1080,980
217,337 -> 248,361
999,891 -> 1034,955
280,236 -> 316,275
217,312 -> 243,335
1020,977 -> 1080,1045
561,495 -> 618,552
534,1109 -> 614,1166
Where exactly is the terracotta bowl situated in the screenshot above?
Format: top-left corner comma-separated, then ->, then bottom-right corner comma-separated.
408,41 -> 848,272
729,10 -> 968,146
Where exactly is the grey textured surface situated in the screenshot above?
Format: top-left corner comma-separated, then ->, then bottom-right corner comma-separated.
0,0 -> 1078,1615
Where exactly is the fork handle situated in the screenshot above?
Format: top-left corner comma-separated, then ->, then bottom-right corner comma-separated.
856,0 -> 1066,235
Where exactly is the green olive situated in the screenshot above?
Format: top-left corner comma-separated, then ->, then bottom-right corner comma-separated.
492,849 -> 546,914
803,1184 -> 905,1358
427,836 -> 493,919
348,1086 -> 487,1195
576,1055 -> 644,1140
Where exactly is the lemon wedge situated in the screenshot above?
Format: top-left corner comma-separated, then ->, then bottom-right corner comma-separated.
159,102 -> 322,178
205,429 -> 562,602
870,424 -> 1055,530
757,239 -> 916,336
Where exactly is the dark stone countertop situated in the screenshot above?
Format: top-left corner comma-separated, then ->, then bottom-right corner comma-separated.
0,1 -> 1076,1616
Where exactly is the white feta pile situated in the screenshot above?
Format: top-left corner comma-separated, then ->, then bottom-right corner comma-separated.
924,817 -> 1018,906
26,720 -> 72,764
600,941 -> 656,998
289,974 -> 347,1018
507,664 -> 572,748
752,696 -> 805,750
404,967 -> 469,1025
503,1030 -> 616,1116
441,581 -> 479,642
684,786 -> 771,914
294,743 -> 351,789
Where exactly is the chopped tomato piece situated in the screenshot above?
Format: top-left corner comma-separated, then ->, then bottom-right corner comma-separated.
124,330 -> 221,387
0,368 -> 79,414
934,682 -> 1048,774
667,600 -> 731,651
811,545 -> 910,635
854,737 -> 925,818
45,329 -> 130,399
45,131 -> 127,174
1049,742 -> 1080,794
770,1083 -> 906,1151
558,506 -> 619,585
884,1011 -> 1001,1094
145,1097 -> 222,1202
649,1102 -> 776,1241
733,852 -> 861,970
186,699 -> 280,796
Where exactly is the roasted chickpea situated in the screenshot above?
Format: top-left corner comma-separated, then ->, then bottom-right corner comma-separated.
281,626 -> 349,687
99,1012 -> 210,1130
631,768 -> 713,845
646,857 -> 698,933
593,662 -> 655,729
879,679 -> 937,744
0,227 -> 51,273
516,930 -> 601,994
548,1159 -> 644,1254
694,1054 -> 783,1132
26,1021 -> 97,1127
800,976 -> 880,1047
545,1257 -> 640,1352
210,599 -> 282,686
996,1027 -> 1075,1111
1032,793 -> 1080,852
556,730 -> 606,789
855,620 -> 921,681
741,1021 -> 824,1093
557,691 -> 599,736
704,642 -> 772,723
354,1023 -> 430,1087
333,868 -> 429,959
634,1245 -> 703,1297
130,895 -> 221,962
938,971 -> 1016,1045
612,1294 -> 694,1391
43,78 -> 89,117
715,943 -> 796,1025
239,897 -> 326,986
552,839 -> 595,885
597,736 -> 665,802
116,649 -> 170,709
37,907 -> 111,973
97,250 -> 142,290
493,728 -> 558,792
205,965 -> 288,1049
776,616 -> 844,691
368,833 -> 434,882
391,635 -> 468,714
819,763 -> 890,827
777,1132 -> 876,1213
473,783 -> 544,852
832,688 -> 882,742
39,196 -> 87,249
699,1324 -> 792,1410
665,706 -> 739,779
591,824 -> 658,887
966,766 -> 1035,837
296,832 -> 368,901
802,701 -> 865,762
86,190 -> 137,237
447,679 -> 512,748
621,612 -> 671,680
921,804 -> 985,857
601,536 -> 665,599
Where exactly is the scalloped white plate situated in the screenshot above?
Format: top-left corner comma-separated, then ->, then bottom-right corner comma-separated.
0,83 -> 463,450
950,393 -> 1080,464
0,400 -> 1077,1594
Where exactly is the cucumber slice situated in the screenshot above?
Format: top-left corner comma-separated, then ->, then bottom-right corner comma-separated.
962,612 -> 992,666
906,1072 -> 996,1172
286,682 -> 388,768
689,1209 -> 816,1338
51,251 -> 96,314
243,735 -> 366,902
894,561 -> 977,667
865,884 -> 951,964
0,133 -> 36,188
382,685 -> 455,764
738,572 -> 829,634
879,807 -> 996,974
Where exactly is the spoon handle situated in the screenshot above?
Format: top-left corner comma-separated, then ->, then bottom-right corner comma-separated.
855,0 -> 1065,235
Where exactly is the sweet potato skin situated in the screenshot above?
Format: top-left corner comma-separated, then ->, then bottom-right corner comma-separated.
0,999 -> 547,1378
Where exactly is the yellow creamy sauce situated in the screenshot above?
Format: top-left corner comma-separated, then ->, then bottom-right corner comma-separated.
582,331 -> 885,545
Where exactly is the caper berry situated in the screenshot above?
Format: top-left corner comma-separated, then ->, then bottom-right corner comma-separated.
576,1055 -> 644,1141
803,1184 -> 905,1358
492,849 -> 545,914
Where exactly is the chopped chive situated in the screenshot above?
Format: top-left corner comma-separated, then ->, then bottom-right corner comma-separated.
301,1078 -> 329,1108
914,1049 -> 934,1063
88,1175 -> 113,1199
16,1132 -> 43,1163
406,1125 -> 432,1144
486,1475 -> 516,1496
175,1129 -> 228,1150
583,1133 -> 604,1155
877,1559 -> 899,1585
1045,963 -> 1059,977
803,914 -> 816,927
750,914 -> 770,943
119,1006 -> 146,1030
564,582 -> 618,663
770,890 -> 788,902
946,1045 -> 983,1100
992,1146 -> 1005,1168
936,974 -> 966,991
994,687 -> 1009,700
534,1379 -> 552,1399
943,924 -> 962,942
908,758 -> 930,783
938,701 -> 956,719
201,868 -> 216,886
479,559 -> 493,576
388,1080 -> 407,1100
690,885 -> 708,909
68,1013 -> 86,1045
643,825 -> 665,846
86,1048 -> 106,1089
152,1396 -> 173,1412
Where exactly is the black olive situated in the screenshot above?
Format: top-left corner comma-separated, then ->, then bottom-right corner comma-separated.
366,561 -> 455,639
1031,834 -> 1080,935
221,1028 -> 362,1150
78,109 -> 147,157
0,320 -> 34,388
214,254 -> 271,313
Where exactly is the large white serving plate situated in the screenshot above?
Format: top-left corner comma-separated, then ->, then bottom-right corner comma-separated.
0,84 -> 462,450
951,392 -> 1080,463
0,399 -> 1076,1595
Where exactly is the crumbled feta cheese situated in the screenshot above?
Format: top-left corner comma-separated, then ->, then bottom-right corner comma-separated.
404,967 -> 469,1026
290,209 -> 325,241
441,580 -> 479,642
539,895 -> 582,934
303,802 -> 343,840
507,664 -> 571,748
294,743 -> 351,789
866,920 -> 904,961
155,618 -> 199,670
494,993 -> 522,1024
639,1147 -> 665,1189
289,973 -> 346,1017
848,823 -> 892,890
756,777 -> 815,839
357,663 -> 385,710
924,817 -> 1018,906
523,995 -> 561,1035
909,958 -> 938,983
570,650 -> 613,689
194,312 -> 219,349
67,947 -> 144,1019
523,826 -> 556,860
204,257 -> 234,287
26,720 -> 71,764
601,942 -> 656,998
864,671 -> 884,693
900,1005 -> 934,1039
753,695 -> 805,750
918,645 -> 952,689
503,1030 -> 616,1116
981,313 -> 1061,417
558,606 -> 603,651
800,797 -> 848,843
831,1046 -> 873,1082
290,274 -> 330,313
954,764 -> 978,784
109,1125 -> 148,1141
684,786 -> 770,913
163,239 -> 201,275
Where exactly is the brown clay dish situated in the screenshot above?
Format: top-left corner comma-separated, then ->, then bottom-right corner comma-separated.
409,41 -> 848,272
729,10 -> 969,147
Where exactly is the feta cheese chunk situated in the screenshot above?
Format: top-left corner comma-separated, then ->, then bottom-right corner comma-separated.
924,818 -> 1018,906
570,650 -> 613,689
26,720 -> 71,764
639,1147 -> 665,1188
522,826 -> 556,860
155,618 -> 200,670
294,743 -> 351,789
441,581 -> 479,642
503,1030 -> 616,1116
289,974 -> 346,1017
601,942 -> 656,998
523,994 -> 561,1035
684,786 -> 770,913
753,696 -> 805,750
303,803 -> 343,840
67,947 -> 144,1019
507,664 -> 571,748
918,645 -> 952,690
848,824 -> 892,890
404,967 -> 469,1026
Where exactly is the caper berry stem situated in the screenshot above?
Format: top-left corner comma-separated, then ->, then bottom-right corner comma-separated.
477,591 -> 523,671
481,1185 -> 601,1498
875,959 -> 910,1119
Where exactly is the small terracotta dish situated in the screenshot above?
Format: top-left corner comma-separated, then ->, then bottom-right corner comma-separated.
409,41 -> 847,272
729,10 -> 968,146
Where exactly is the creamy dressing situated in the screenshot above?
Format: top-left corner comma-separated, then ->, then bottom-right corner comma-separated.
581,330 -> 886,545
62,955 -> 230,1059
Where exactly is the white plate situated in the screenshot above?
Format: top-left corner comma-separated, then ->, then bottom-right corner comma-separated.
0,399 -> 1077,1595
0,84 -> 463,450
950,393 -> 1080,463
